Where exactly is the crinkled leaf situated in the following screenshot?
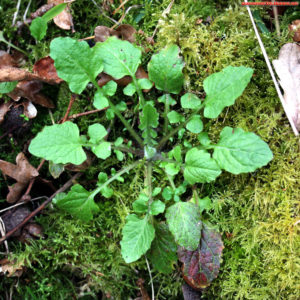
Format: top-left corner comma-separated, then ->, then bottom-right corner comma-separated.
204,66 -> 253,118
213,127 -> 273,174
186,115 -> 203,133
166,202 -> 202,250
92,142 -> 111,159
148,44 -> 184,94
181,93 -> 202,109
148,223 -> 177,274
50,37 -> 103,93
167,111 -> 185,124
184,149 -> 221,184
29,121 -> 86,165
0,81 -> 18,93
94,36 -> 141,79
178,223 -> 224,289
88,124 -> 107,143
121,214 -> 155,263
30,17 -> 47,41
53,184 -> 99,221
150,200 -> 165,215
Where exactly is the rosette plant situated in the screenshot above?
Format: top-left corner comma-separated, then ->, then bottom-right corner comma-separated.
27,36 -> 273,287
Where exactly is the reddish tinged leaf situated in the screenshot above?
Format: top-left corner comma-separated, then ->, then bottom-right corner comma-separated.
178,223 -> 224,290
33,56 -> 63,84
182,283 -> 202,300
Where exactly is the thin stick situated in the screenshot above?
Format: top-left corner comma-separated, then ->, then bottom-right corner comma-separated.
0,218 -> 9,253
61,94 -> 76,123
244,1 -> 298,135
113,0 -> 130,15
23,0 -> 32,22
145,257 -> 155,300
0,173 -> 82,244
90,0 -> 118,24
111,5 -> 142,29
12,0 -> 22,26
272,0 -> 280,37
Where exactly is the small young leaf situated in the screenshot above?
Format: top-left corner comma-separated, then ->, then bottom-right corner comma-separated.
184,149 -> 221,184
114,150 -> 124,161
138,78 -> 152,90
123,83 -> 136,96
150,200 -> 165,215
148,44 -> 184,94
162,187 -> 173,201
94,90 -> 109,110
94,36 -> 141,79
165,163 -> 180,176
213,127 -> 273,174
198,132 -> 211,146
49,161 -> 64,179
166,202 -> 202,250
53,184 -> 99,221
132,194 -> 148,213
152,187 -> 162,197
114,137 -> 123,146
102,80 -> 117,96
97,172 -> 113,198
29,121 -> 86,165
198,196 -> 212,214
186,115 -> 203,133
167,111 -> 185,124
0,81 -> 18,93
121,214 -> 155,263
50,37 -> 103,93
30,17 -> 47,41
158,94 -> 176,106
181,93 -> 202,109
203,66 -> 253,118
92,142 -> 111,159
88,124 -> 107,143
178,223 -> 224,289
148,223 -> 177,274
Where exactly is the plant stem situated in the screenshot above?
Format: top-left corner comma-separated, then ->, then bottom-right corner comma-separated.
156,104 -> 204,151
0,31 -> 29,57
146,162 -> 153,205
132,76 -> 145,107
89,160 -> 141,199
166,172 -> 176,190
163,93 -> 170,134
92,81 -> 144,147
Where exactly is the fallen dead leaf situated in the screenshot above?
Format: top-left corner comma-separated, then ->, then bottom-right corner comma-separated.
273,43 -> 300,131
0,102 -> 12,124
30,3 -> 55,19
0,259 -> 24,277
288,20 -> 300,42
48,0 -> 74,31
0,51 -> 17,67
0,153 -> 39,203
33,56 -> 63,84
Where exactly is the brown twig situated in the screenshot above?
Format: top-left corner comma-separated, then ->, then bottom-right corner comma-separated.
61,94 -> 76,123
0,173 -> 82,244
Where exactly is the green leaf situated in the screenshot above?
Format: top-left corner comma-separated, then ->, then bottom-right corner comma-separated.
166,202 -> 202,250
165,163 -> 180,176
53,184 -> 99,221
114,137 -> 123,146
102,80 -> 117,96
94,36 -> 141,79
150,200 -> 165,215
123,83 -> 136,96
121,214 -> 155,263
30,17 -> 47,41
0,81 -> 18,93
162,187 -> 173,201
158,94 -> 176,106
186,115 -> 203,133
148,223 -> 177,274
42,3 -> 68,22
139,103 -> 159,145
97,172 -> 113,198
198,132 -> 211,146
88,124 -> 107,143
50,37 -> 103,93
138,78 -> 152,90
184,148 -> 221,184
167,111 -> 185,124
49,161 -> 64,179
203,66 -> 253,118
92,142 -> 111,159
29,121 -> 86,165
114,150 -> 124,161
133,194 -> 148,213
94,90 -> 109,110
181,93 -> 202,109
198,196 -> 212,213
152,187 -> 161,197
213,127 -> 273,174
148,44 -> 184,94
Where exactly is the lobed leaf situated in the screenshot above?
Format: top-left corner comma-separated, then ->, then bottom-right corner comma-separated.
184,149 -> 221,184
53,184 -> 99,221
178,223 -> 224,289
166,202 -> 202,250
50,37 -> 103,93
121,214 -> 155,263
203,66 -> 253,118
213,127 -> 273,174
29,121 -> 86,165
148,44 -> 184,94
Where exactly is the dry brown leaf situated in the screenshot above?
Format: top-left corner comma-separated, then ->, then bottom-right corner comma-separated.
288,20 -> 300,42
30,3 -> 55,19
33,56 -> 63,84
0,153 -> 39,203
94,24 -> 137,43
273,43 -> 300,131
116,24 -> 136,43
0,102 -> 12,124
94,26 -> 115,43
0,51 -> 17,67
0,259 -> 24,277
48,0 -> 74,31
8,81 -> 54,108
